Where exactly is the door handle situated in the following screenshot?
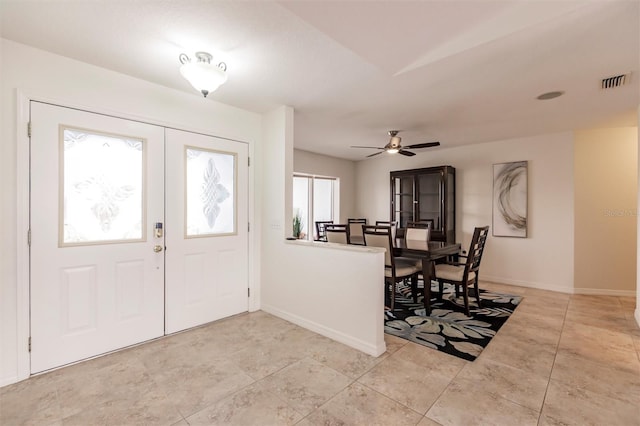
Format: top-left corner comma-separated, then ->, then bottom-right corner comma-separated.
153,245 -> 163,253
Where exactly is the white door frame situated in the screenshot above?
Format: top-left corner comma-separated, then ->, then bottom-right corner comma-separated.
15,90 -> 258,383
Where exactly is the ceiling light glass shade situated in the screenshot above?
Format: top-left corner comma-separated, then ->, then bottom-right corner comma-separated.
179,52 -> 227,98
387,148 -> 399,154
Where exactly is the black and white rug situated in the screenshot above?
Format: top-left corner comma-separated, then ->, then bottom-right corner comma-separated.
384,281 -> 522,361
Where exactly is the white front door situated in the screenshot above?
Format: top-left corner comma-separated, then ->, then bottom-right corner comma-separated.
165,128 -> 249,333
30,103 -> 249,373
30,102 -> 166,373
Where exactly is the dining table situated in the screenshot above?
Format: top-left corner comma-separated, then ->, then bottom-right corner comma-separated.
394,239 -> 461,313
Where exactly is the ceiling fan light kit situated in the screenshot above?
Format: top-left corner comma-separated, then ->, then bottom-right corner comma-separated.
350,130 -> 440,159
179,51 -> 228,98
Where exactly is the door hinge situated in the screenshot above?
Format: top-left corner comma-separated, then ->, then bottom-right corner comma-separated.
28,337 -> 32,352
27,229 -> 31,247
248,157 -> 250,167
27,122 -> 31,138
248,288 -> 250,297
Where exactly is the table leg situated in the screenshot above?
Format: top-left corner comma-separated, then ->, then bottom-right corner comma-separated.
421,257 -> 434,315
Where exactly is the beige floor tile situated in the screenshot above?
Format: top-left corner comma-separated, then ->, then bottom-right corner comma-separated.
185,381 -> 303,426
540,379 -> 640,426
417,416 -> 444,426
515,295 -> 568,318
259,358 -> 352,416
308,338 -> 386,379
358,356 -> 453,414
230,338 -> 307,380
497,316 -> 562,348
522,287 -> 571,300
505,309 -> 565,332
455,357 -> 549,411
61,386 -> 183,426
426,377 -> 539,426
56,357 -> 157,418
564,308 -> 631,333
618,296 -> 637,310
304,382 -> 423,426
392,342 -> 468,377
479,333 -> 556,377
558,322 -> 637,369
569,294 -> 622,309
149,356 -> 256,417
384,333 -> 410,354
550,351 -> 640,405
0,372 -> 61,425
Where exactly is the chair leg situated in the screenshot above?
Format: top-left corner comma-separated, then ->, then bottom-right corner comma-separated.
411,274 -> 418,302
390,280 -> 396,310
424,275 -> 432,315
474,280 -> 482,308
438,279 -> 444,300
462,284 -> 470,316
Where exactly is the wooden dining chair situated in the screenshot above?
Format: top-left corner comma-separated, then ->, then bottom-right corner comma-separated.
315,220 -> 333,241
325,224 -> 350,244
362,225 -> 420,310
432,226 -> 489,315
347,218 -> 367,245
375,220 -> 397,240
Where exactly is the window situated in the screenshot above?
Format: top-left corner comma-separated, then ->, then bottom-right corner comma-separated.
292,174 -> 339,240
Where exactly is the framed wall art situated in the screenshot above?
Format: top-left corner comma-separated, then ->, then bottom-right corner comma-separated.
493,161 -> 528,237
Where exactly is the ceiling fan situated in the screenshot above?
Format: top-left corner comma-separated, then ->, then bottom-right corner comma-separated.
351,130 -> 440,157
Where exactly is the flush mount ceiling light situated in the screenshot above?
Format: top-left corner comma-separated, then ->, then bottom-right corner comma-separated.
179,51 -> 227,98
536,91 -> 564,100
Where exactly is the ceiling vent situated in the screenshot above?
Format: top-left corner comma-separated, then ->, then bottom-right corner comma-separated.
601,73 -> 628,89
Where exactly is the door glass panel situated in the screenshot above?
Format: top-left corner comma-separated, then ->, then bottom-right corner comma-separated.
61,127 -> 144,245
185,147 -> 236,237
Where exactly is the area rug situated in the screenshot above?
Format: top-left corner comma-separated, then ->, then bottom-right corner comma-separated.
384,281 -> 522,361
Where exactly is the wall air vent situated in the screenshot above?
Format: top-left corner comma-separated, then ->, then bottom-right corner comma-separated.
601,73 -> 628,89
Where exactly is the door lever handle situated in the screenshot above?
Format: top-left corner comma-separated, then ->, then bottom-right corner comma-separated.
153,245 -> 163,253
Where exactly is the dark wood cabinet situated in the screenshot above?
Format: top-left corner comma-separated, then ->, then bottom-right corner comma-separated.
390,166 -> 456,243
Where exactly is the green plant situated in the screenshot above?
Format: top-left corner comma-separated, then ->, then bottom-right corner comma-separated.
293,212 -> 303,238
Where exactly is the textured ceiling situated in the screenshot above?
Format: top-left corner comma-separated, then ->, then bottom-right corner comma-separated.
1,0 -> 638,160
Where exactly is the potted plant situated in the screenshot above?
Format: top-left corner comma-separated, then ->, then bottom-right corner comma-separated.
293,211 -> 304,239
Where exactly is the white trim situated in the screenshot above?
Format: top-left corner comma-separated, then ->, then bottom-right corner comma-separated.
482,273 -> 636,297
14,89 -> 257,384
261,304 -> 386,357
481,274 -> 574,294
635,309 -> 640,328
573,287 -> 637,297
16,90 -> 31,383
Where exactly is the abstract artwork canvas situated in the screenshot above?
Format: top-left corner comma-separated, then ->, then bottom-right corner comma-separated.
493,161 -> 527,237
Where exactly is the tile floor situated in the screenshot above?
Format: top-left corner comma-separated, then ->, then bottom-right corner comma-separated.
1,282 -> 639,425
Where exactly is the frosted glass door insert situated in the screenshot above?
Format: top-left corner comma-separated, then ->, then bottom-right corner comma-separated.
185,147 -> 236,236
61,127 -> 145,245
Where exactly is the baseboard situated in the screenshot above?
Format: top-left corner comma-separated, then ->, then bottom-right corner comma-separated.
481,275 -> 573,294
482,275 -> 636,297
261,304 -> 386,357
0,375 -> 18,388
635,309 -> 640,328
573,287 -> 637,297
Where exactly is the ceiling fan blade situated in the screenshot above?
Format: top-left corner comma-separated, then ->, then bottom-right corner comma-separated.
398,150 -> 416,157
351,145 -> 385,150
366,151 -> 384,158
403,141 -> 440,149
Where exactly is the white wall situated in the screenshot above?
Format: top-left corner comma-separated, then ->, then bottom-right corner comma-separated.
356,132 -> 575,292
260,109 -> 386,356
293,149 -> 357,222
0,39 -> 262,386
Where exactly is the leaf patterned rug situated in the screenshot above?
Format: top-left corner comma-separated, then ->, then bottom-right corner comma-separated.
384,281 -> 522,361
